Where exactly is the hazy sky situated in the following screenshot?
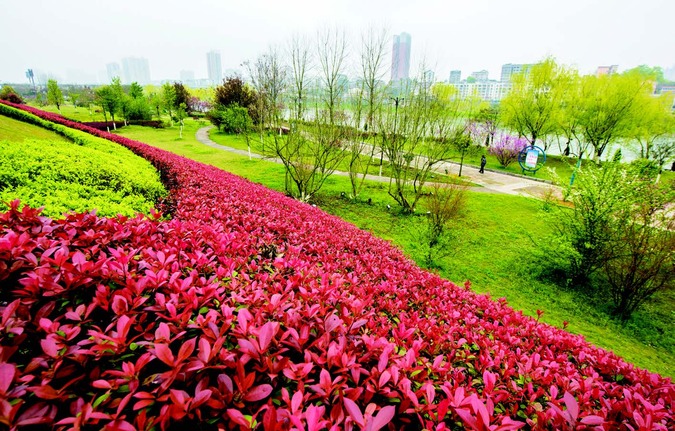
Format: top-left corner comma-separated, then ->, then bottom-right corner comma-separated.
2,0 -> 674,84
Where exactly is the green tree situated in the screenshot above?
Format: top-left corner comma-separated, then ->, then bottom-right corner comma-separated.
46,79 -> 64,112
68,90 -> 80,108
162,83 -> 176,126
173,82 -> 191,114
555,162 -> 630,288
213,76 -> 259,122
110,77 -> 126,127
602,174 -> 674,320
129,82 -> 144,99
95,85 -> 120,127
501,58 -> 571,150
626,91 -> 674,159
147,92 -> 163,121
422,182 -> 467,266
176,102 -> 188,138
574,71 -> 653,159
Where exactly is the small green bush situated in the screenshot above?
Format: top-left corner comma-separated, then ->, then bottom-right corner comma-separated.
0,136 -> 165,218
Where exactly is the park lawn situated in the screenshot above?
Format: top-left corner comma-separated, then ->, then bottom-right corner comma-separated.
0,114 -> 69,142
115,118 -> 674,377
27,102 -> 108,122
207,128 -> 470,187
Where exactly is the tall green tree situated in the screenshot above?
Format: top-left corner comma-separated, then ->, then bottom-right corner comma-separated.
46,79 -> 64,112
626,91 -> 674,159
162,83 -> 176,126
574,71 -> 654,159
173,82 -> 191,114
95,85 -> 120,128
501,58 -> 571,150
212,76 -> 259,123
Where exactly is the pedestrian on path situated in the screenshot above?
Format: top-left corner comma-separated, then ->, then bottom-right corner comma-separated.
479,155 -> 486,174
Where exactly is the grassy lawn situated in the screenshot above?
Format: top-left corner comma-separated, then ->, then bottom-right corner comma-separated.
0,114 -> 69,142
207,128 -> 470,187
26,102 -> 108,122
114,118 -> 674,377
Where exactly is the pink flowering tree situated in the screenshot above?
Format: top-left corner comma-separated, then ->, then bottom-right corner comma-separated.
489,134 -> 528,168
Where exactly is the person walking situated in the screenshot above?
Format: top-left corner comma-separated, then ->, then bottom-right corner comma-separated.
479,155 -> 487,174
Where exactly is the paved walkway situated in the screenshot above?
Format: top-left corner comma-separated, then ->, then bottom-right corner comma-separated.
195,126 -> 561,199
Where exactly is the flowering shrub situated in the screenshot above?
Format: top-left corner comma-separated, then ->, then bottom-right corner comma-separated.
489,135 -> 529,168
0,100 -> 673,430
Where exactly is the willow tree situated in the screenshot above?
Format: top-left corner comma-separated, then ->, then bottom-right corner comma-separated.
501,58 -> 572,150
574,71 -> 654,159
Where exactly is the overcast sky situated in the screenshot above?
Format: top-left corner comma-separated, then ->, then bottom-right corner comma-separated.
2,0 -> 674,84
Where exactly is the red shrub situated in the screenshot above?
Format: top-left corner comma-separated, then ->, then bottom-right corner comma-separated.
0,100 -> 673,430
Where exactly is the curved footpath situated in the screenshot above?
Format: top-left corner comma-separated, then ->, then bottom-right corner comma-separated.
196,126 -> 562,199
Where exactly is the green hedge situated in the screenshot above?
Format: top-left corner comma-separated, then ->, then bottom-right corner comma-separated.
0,107 -> 166,218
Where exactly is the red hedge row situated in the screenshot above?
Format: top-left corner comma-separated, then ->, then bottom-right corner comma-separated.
0,101 -> 673,430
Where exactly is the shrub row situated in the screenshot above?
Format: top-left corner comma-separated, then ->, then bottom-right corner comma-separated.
82,121 -> 164,131
0,137 -> 165,218
0,100 -> 673,430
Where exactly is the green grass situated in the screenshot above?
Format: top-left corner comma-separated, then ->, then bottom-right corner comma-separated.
0,115 -> 70,142
27,102 -> 109,122
115,118 -> 674,377
207,129 -> 470,187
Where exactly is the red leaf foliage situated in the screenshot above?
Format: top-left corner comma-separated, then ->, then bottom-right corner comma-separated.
0,100 -> 673,430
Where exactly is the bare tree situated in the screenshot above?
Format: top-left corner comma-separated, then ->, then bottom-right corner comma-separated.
266,32 -> 349,201
377,70 -> 476,212
346,27 -> 389,199
246,46 -> 287,155
288,34 -> 312,122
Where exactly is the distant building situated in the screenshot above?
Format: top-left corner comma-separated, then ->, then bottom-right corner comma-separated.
664,66 -> 675,82
180,70 -> 195,82
423,70 -> 435,85
106,62 -> 122,82
207,50 -> 223,84
596,65 -> 619,77
452,81 -> 511,101
390,32 -> 411,82
449,70 -> 461,84
500,63 -> 532,82
121,57 -> 151,84
470,70 -> 489,82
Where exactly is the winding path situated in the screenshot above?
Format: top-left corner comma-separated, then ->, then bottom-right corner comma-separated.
195,126 -> 560,198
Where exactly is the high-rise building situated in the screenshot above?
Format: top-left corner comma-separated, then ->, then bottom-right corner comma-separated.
470,70 -> 489,82
106,62 -> 122,81
390,32 -> 411,82
665,65 -> 675,82
423,70 -> 435,86
121,57 -> 151,84
500,63 -> 532,82
180,70 -> 195,82
596,65 -> 618,77
207,50 -> 223,84
449,70 -> 461,84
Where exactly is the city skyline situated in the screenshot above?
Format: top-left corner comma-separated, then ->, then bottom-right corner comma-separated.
1,0 -> 673,85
